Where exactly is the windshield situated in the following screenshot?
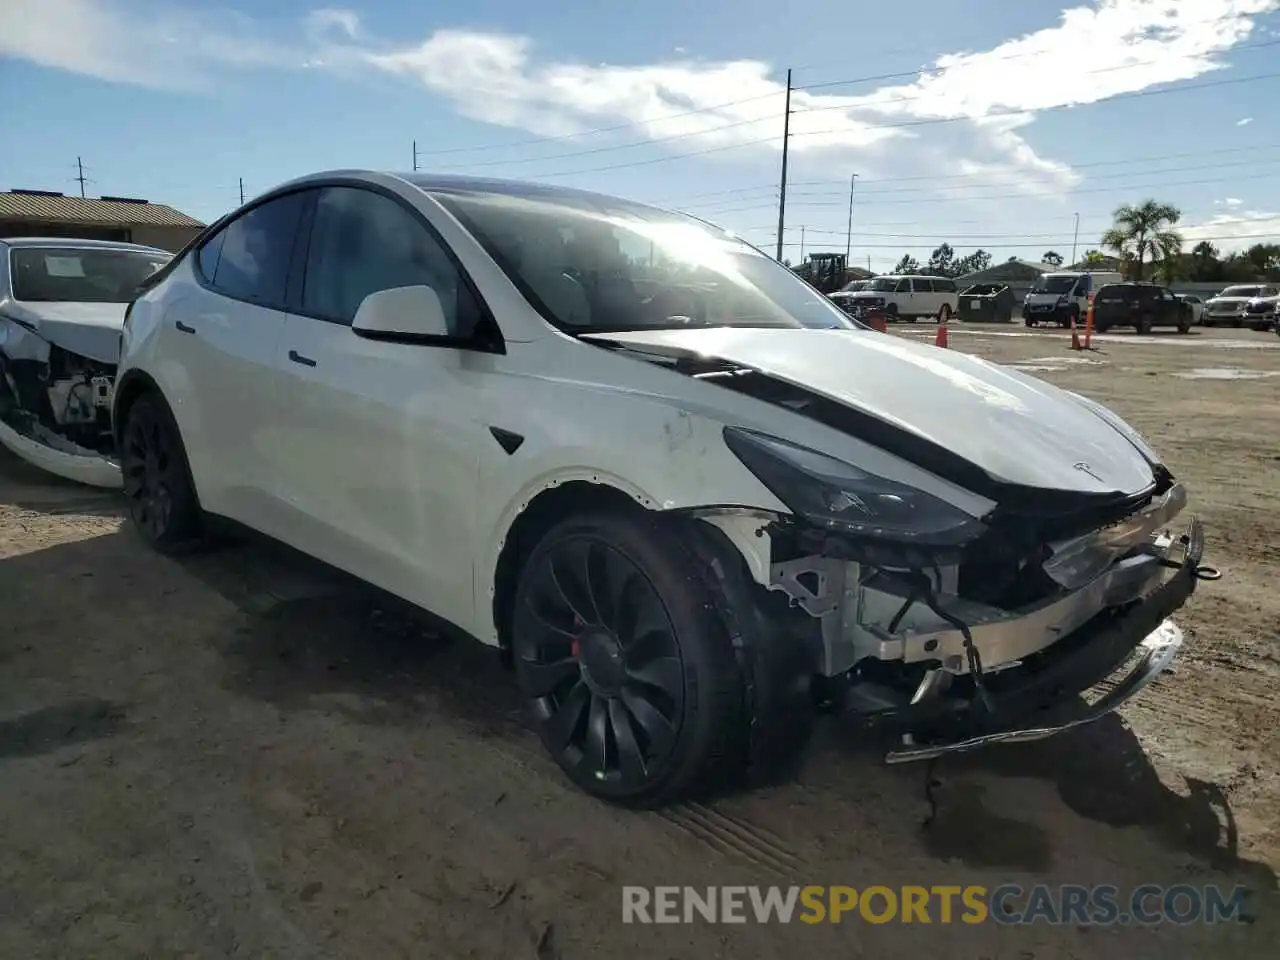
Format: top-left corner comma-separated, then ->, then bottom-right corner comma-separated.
1030,276 -> 1078,295
864,277 -> 899,292
840,280 -> 867,291
429,190 -> 857,332
9,246 -> 170,303
1220,286 -> 1265,298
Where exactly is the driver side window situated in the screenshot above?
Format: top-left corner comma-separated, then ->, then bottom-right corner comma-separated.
303,186 -> 481,336
894,278 -> 910,293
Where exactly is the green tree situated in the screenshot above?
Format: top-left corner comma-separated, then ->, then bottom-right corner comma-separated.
954,249 -> 992,276
1243,242 -> 1280,280
1188,241 -> 1222,281
1081,249 -> 1108,264
1042,250 -> 1064,267
924,243 -> 957,276
1101,199 -> 1182,280
892,254 -> 921,273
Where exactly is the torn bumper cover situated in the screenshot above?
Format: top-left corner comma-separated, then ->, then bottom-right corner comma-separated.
0,314 -> 121,488
885,514 -> 1208,763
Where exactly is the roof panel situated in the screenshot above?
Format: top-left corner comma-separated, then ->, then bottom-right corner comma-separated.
0,192 -> 205,227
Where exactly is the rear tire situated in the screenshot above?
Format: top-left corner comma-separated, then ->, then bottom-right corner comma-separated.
1137,315 -> 1153,334
510,510 -> 751,807
119,392 -> 202,553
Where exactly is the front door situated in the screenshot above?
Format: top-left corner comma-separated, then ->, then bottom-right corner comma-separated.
266,184 -> 492,628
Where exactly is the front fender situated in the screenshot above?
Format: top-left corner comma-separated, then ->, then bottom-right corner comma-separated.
471,405 -> 789,644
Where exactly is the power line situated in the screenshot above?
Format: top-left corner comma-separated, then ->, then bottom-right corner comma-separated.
680,154 -> 1280,217
517,70 -> 1280,181
660,140 -> 1280,209
404,12 -> 1276,164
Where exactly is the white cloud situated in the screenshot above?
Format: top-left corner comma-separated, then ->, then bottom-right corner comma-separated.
2,0 -> 1278,190
1237,116 -> 1255,125
1216,197 -> 1245,206
0,0 -> 299,89
1184,209 -> 1280,251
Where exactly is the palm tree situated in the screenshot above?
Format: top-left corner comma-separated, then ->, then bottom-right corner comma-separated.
1101,199 -> 1182,280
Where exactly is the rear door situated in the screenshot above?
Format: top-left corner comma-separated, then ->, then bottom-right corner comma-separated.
160,190 -> 312,526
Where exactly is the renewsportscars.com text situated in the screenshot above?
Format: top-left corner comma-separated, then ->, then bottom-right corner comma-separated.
621,884 -> 1249,925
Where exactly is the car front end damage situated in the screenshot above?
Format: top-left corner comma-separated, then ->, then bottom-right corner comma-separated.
0,317 -> 121,487
694,466 -> 1213,764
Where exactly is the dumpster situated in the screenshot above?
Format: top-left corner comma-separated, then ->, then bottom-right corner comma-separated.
958,283 -> 1016,322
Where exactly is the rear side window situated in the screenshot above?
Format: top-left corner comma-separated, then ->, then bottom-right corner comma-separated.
203,192 -> 308,310
933,278 -> 956,293
912,278 -> 935,292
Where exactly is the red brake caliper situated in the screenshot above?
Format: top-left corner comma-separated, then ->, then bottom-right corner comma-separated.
570,615 -> 583,659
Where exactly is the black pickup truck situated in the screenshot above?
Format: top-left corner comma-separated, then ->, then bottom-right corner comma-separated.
1092,282 -> 1193,334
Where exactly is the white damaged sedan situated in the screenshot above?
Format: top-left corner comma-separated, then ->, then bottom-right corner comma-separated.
113,171 -> 1214,806
0,237 -> 171,486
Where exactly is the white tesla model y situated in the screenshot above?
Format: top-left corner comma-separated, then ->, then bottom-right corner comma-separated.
114,171 -> 1212,806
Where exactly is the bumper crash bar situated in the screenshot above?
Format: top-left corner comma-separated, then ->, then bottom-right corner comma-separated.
885,515 -> 1208,764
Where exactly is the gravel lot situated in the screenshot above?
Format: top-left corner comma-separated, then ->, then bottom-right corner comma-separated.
1,323 -> 1277,958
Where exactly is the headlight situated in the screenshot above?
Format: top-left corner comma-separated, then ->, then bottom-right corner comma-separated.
1065,392 -> 1161,465
723,427 -> 986,547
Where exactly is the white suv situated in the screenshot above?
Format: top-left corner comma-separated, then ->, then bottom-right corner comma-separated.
112,170 -> 1206,806
840,274 -> 958,322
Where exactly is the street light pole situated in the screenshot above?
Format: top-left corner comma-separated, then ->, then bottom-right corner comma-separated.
1071,212 -> 1080,265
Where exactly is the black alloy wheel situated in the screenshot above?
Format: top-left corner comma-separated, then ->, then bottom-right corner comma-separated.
515,534 -> 686,790
120,394 -> 200,550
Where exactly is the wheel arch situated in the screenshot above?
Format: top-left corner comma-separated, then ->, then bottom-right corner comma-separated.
111,368 -> 165,448
488,478 -> 655,657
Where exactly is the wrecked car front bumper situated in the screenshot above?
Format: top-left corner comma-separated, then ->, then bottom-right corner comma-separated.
884,515 -> 1207,763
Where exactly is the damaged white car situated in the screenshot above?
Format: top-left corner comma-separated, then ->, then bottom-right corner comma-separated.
0,237 -> 171,486
113,172 -> 1216,806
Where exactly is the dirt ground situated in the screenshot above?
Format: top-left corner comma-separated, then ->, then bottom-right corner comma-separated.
1,323 -> 1277,959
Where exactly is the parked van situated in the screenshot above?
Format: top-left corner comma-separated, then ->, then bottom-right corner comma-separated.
1022,271 -> 1123,328
841,274 -> 959,322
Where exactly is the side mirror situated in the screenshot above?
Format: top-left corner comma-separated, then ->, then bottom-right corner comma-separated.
351,285 -> 450,339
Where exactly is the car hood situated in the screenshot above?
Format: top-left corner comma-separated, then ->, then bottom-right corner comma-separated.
0,299 -> 126,365
582,326 -> 1157,496
1207,297 -> 1251,306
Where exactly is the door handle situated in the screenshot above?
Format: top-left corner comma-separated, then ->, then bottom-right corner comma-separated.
288,349 -> 317,368
175,320 -> 196,334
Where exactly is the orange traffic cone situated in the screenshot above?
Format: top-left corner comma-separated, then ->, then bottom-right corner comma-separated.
870,310 -> 887,333
935,318 -> 949,348
1069,315 -> 1082,350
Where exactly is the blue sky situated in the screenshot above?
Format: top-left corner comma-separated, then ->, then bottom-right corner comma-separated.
4,0 -> 1280,269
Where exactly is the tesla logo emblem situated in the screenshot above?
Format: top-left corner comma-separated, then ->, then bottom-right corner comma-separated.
1074,461 -> 1104,482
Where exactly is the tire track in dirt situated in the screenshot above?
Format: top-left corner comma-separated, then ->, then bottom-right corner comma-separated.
656,801 -> 806,879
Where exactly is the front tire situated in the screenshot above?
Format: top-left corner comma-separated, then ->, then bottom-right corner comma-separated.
511,511 -> 749,806
119,392 -> 202,553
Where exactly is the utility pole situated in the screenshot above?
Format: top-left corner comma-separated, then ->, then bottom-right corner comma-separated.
774,68 -> 792,262
1070,212 -> 1080,265
845,173 -> 858,265
413,140 -> 421,172
75,156 -> 88,198
239,178 -> 245,205
800,226 -> 806,262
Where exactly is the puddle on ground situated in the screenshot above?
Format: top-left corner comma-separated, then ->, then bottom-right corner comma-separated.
1172,367 -> 1280,380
